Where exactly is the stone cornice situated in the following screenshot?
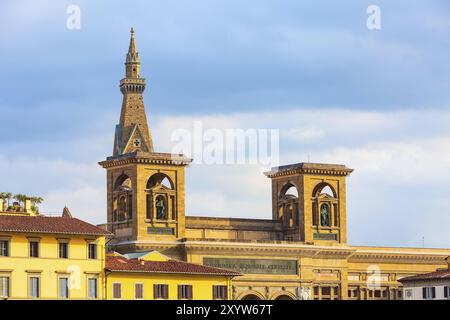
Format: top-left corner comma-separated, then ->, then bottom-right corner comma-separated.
264,162 -> 353,178
99,152 -> 192,168
110,239 -> 450,264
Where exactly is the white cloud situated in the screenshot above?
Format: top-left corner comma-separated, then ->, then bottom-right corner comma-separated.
43,186 -> 105,223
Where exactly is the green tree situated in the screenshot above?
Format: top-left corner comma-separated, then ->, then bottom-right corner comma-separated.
5,192 -> 12,207
13,194 -> 28,211
30,196 -> 44,214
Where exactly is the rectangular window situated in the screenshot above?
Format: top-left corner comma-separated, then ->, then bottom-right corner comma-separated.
29,276 -> 40,298
0,276 -> 10,298
88,278 -> 98,299
423,287 -> 436,300
153,284 -> 169,299
29,241 -> 39,258
112,283 -> 122,299
321,287 -> 331,296
88,243 -> 97,259
59,277 -> 69,299
58,242 -> 69,259
135,283 -> 144,300
212,285 -> 228,300
178,285 -> 193,300
333,286 -> 339,298
0,240 -> 9,257
443,286 -> 450,299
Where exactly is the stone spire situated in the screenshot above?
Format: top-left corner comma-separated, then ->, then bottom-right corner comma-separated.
125,27 -> 140,78
113,28 -> 154,156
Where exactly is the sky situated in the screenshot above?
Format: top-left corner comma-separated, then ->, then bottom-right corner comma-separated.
1,0 -> 450,248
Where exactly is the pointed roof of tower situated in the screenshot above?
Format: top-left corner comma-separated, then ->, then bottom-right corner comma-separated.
126,27 -> 140,63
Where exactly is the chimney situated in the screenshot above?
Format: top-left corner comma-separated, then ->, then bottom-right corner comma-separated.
25,199 -> 33,215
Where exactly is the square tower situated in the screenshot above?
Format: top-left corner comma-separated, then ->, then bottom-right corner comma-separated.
99,29 -> 192,250
265,163 -> 353,245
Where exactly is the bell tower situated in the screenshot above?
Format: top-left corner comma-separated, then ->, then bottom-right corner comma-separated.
99,29 -> 191,250
265,163 -> 353,245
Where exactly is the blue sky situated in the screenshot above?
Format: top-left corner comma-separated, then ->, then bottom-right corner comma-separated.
1,0 -> 450,248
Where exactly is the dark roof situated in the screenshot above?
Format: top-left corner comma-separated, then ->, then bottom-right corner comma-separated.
399,269 -> 450,283
0,214 -> 111,236
105,255 -> 241,277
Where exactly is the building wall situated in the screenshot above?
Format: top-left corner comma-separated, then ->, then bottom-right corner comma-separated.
402,280 -> 450,300
0,232 -> 106,299
106,272 -> 231,300
111,239 -> 450,300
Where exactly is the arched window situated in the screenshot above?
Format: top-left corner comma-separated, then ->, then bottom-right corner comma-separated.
113,174 -> 133,222
146,173 -> 174,190
312,182 -> 336,198
278,182 -> 299,228
280,182 -> 299,199
114,174 -> 132,191
312,183 -> 338,228
146,173 -> 175,221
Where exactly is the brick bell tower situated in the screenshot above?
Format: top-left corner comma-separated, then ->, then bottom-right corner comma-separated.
265,163 -> 353,245
99,29 -> 191,250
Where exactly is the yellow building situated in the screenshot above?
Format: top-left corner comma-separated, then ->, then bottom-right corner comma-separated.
105,251 -> 239,300
99,29 -> 450,300
0,207 -> 110,300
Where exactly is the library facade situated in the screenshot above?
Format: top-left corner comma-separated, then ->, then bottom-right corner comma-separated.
99,29 -> 450,300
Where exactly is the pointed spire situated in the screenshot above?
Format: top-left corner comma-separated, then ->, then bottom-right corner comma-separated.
62,206 -> 72,218
126,27 -> 140,64
128,27 -> 136,54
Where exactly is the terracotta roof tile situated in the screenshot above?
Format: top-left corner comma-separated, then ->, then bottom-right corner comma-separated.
399,269 -> 450,282
0,214 -> 111,236
105,256 -> 241,276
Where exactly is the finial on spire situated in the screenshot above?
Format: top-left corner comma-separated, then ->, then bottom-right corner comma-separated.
127,27 -> 138,56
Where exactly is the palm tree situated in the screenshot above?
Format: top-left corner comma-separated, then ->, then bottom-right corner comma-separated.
30,196 -> 44,214
5,192 -> 12,207
13,194 -> 28,211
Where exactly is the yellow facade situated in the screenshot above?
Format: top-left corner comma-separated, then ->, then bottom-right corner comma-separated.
105,252 -> 234,300
0,213 -> 107,300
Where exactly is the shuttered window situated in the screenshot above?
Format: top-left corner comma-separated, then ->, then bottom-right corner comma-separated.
58,242 -> 69,259
154,284 -> 169,299
0,276 -> 9,298
88,278 -> 98,299
0,240 -> 9,257
113,283 -> 122,299
178,285 -> 193,299
135,283 -> 144,300
29,276 -> 40,298
29,241 -> 39,258
213,285 -> 228,300
88,243 -> 97,259
59,277 -> 69,299
423,287 -> 436,299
